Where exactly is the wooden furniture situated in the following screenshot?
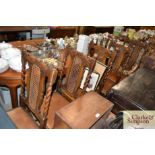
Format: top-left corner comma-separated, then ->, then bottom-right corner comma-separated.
49,27 -> 77,38
0,39 -> 43,108
0,39 -> 44,109
88,34 -> 150,96
88,41 -> 130,95
0,26 -> 32,41
84,26 -> 114,35
0,69 -> 21,108
54,91 -> 114,129
46,49 -> 96,128
7,50 -> 58,128
60,49 -> 95,101
88,44 -> 115,66
100,44 -> 130,95
0,103 -> 16,129
83,26 -> 141,35
122,40 -> 145,70
0,39 -> 61,110
10,38 -> 43,48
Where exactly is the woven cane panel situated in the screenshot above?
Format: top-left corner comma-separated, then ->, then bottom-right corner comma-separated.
29,64 -> 41,110
66,56 -> 82,93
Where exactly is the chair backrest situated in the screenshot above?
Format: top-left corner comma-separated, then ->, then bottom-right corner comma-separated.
117,39 -> 146,69
88,45 -> 115,66
20,50 -> 58,128
89,43 -> 129,74
59,49 -> 95,101
99,43 -> 130,95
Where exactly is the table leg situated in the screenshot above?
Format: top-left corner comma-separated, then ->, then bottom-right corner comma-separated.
9,87 -> 18,108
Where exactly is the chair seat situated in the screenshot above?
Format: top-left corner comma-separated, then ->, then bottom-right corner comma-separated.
7,107 -> 39,129
46,92 -> 70,128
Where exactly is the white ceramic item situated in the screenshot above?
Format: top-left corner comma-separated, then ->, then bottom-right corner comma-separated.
0,58 -> 9,73
9,55 -> 22,72
1,47 -> 21,60
0,42 -> 12,56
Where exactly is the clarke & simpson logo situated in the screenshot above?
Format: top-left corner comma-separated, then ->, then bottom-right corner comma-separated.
123,111 -> 155,129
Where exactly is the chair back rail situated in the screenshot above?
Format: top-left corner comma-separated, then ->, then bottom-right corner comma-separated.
59,49 -> 95,101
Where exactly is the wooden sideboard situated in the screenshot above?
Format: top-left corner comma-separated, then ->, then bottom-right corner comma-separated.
49,27 -> 77,38
0,26 -> 32,42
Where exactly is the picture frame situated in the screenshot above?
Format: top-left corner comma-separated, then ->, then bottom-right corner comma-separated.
94,61 -> 107,86
80,67 -> 100,92
80,61 -> 107,92
86,72 -> 100,92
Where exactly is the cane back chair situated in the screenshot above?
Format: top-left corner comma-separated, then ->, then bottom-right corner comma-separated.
46,49 -> 96,128
7,50 -> 58,129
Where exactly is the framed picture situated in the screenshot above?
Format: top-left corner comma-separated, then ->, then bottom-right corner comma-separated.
80,67 -> 100,92
80,61 -> 107,92
94,61 -> 107,86
86,72 -> 100,92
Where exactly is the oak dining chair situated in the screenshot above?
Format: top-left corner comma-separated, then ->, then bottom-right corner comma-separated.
7,50 -> 58,129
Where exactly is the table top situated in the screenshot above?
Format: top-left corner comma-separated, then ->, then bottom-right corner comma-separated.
0,39 -> 43,80
56,91 -> 114,129
11,39 -> 64,70
0,68 -> 21,80
0,26 -> 32,33
0,103 -> 16,129
0,39 -> 61,80
10,39 -> 43,48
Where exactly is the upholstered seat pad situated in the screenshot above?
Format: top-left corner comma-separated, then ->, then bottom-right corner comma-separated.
46,92 -> 70,129
7,107 -> 39,129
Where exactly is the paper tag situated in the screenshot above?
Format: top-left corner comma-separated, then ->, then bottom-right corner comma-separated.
95,113 -> 100,118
